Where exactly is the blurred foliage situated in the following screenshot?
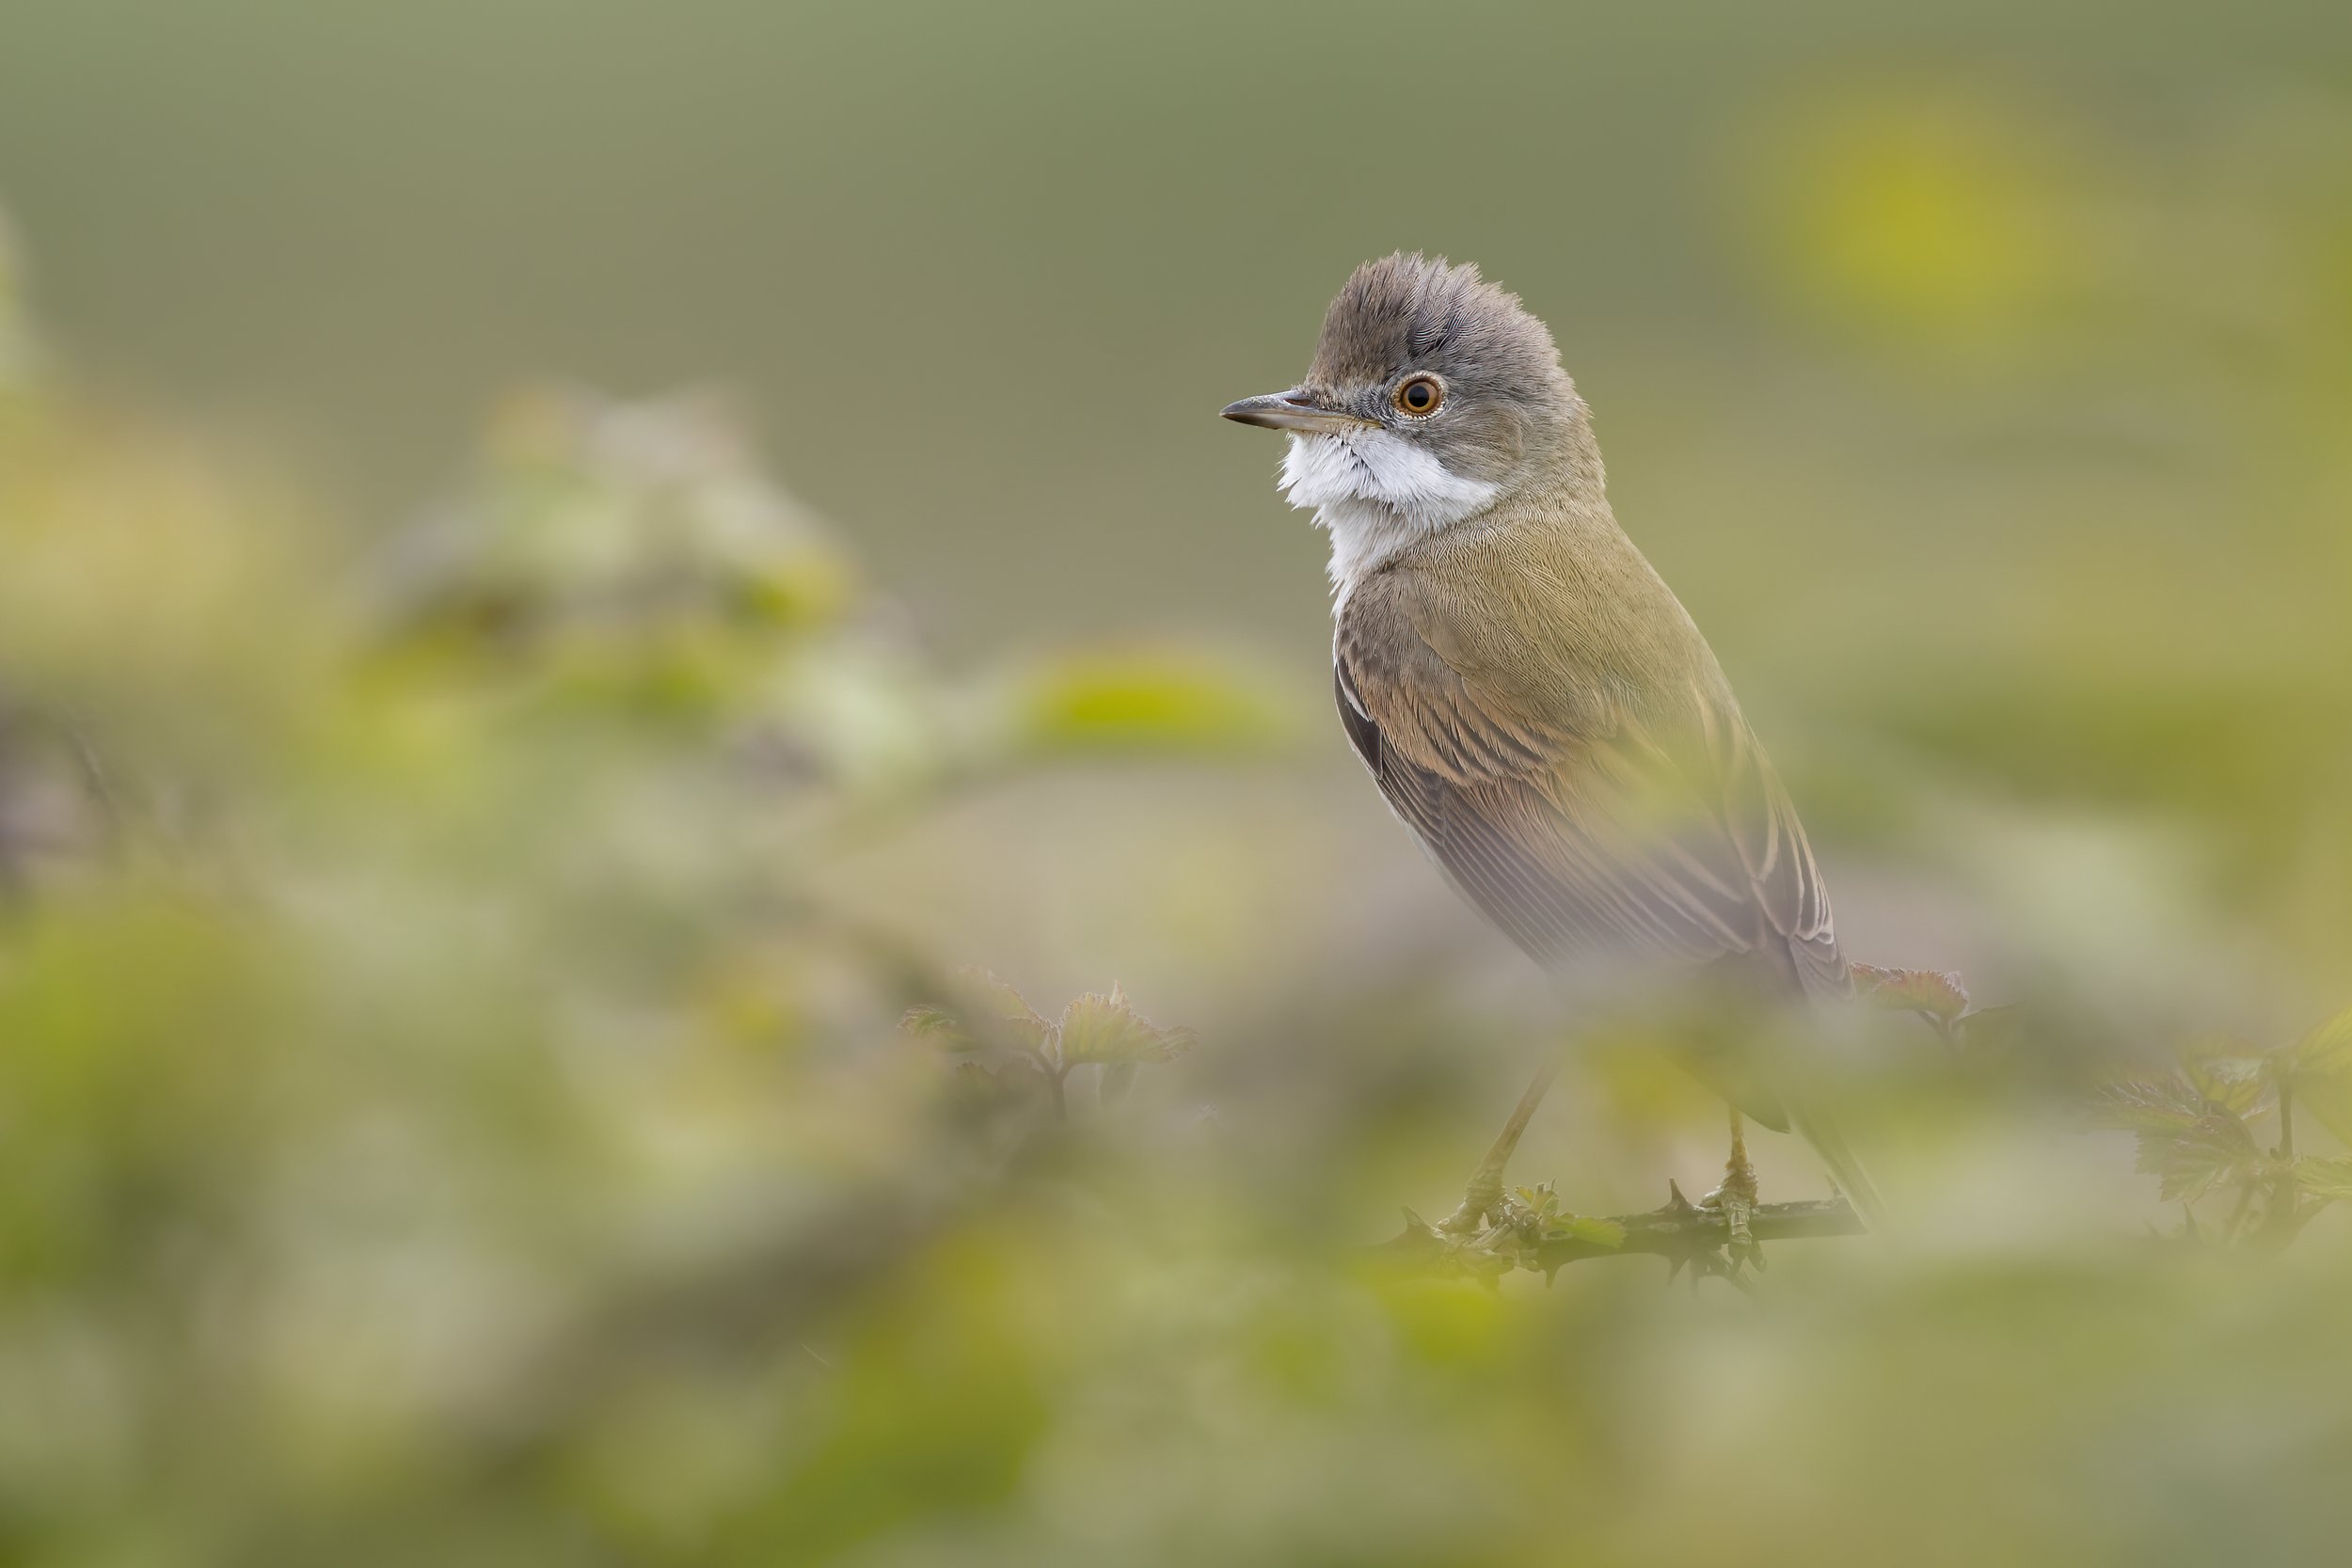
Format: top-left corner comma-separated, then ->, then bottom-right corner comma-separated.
1852,962 -> 1984,1041
0,263 -> 1319,1562
905,969 -> 1194,1117
6,35 -> 2352,1562
2093,1006 -> 2352,1237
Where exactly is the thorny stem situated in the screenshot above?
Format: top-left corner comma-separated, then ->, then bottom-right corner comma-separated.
1381,1188 -> 1865,1285
1405,1061 -> 1862,1286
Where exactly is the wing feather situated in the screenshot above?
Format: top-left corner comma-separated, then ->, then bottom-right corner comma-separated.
1334,599 -> 1847,1002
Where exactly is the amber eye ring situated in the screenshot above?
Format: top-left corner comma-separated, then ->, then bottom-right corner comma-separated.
1393,374 -> 1444,417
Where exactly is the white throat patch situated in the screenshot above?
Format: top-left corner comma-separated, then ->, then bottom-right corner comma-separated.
1278,432 -> 1499,603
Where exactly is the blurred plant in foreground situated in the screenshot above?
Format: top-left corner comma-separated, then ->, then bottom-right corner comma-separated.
904,969 -> 1195,1120
0,239 -> 1298,1562
6,196 -> 2352,1568
2094,1007 -> 2352,1249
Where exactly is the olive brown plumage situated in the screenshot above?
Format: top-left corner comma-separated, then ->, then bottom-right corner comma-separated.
1223,253 -> 1882,1225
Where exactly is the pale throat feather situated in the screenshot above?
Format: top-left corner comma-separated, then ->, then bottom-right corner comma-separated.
1277,432 -> 1500,605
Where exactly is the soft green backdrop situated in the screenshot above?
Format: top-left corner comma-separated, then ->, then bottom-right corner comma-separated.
8,0 -> 2350,992
2,2 -> 2343,637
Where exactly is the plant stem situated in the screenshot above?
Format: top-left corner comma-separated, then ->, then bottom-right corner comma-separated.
1377,1191 -> 1866,1280
1441,1059 -> 1559,1233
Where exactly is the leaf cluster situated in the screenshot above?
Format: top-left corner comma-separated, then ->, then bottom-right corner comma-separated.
904,968 -> 1194,1117
1851,962 -> 2018,1045
2090,1006 -> 2352,1245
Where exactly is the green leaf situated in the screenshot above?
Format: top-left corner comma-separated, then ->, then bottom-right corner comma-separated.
2284,1006 -> 2352,1078
2180,1037 -> 2269,1116
2143,1122 -> 2265,1204
2294,1085 -> 2352,1150
1851,964 -> 1970,1024
2282,1007 -> 2352,1146
2088,1075 -> 2209,1132
924,968 -> 1052,1055
2091,1076 -> 2267,1202
1056,984 -> 1194,1067
2293,1155 -> 2352,1202
898,1003 -> 975,1051
2153,1104 -> 2260,1201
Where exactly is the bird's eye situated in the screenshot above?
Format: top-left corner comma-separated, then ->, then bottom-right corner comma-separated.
1394,374 -> 1444,416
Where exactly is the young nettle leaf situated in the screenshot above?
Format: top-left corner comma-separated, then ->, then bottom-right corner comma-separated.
904,974 -> 1192,1122
2092,1004 -> 2352,1243
2286,1006 -> 2352,1072
898,1003 -> 977,1052
2145,1116 -> 2267,1204
2089,1075 -> 2217,1133
2179,1036 -> 2269,1117
2292,1155 -> 2352,1203
2095,1078 -> 2269,1203
2280,1006 -> 2352,1146
944,967 -> 1054,1055
2090,1076 -> 2275,1202
947,1058 -> 1025,1102
1851,964 -> 1970,1028
1057,985 -> 1196,1067
902,970 -> 1054,1082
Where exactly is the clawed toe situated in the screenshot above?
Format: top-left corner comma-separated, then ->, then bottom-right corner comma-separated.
1694,1107 -> 1765,1277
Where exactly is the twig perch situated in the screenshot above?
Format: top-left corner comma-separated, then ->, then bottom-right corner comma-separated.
1379,1182 -> 1865,1287
1385,1062 -> 1865,1287
1391,965 -> 2016,1285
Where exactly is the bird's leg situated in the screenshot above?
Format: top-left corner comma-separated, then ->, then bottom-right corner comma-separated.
1701,1104 -> 1763,1273
1440,1059 -> 1560,1235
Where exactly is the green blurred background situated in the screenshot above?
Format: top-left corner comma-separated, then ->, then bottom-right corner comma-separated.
3,3 -> 2351,1563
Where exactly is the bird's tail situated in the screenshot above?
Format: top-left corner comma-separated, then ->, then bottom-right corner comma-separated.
1786,1096 -> 1892,1234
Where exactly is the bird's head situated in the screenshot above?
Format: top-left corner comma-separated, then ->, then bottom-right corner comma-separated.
1220,254 -> 1596,580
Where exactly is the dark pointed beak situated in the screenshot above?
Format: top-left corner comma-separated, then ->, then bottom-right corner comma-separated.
1218,389 -> 1376,435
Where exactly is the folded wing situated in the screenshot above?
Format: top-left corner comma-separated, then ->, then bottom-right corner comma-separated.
1333,603 -> 1847,1003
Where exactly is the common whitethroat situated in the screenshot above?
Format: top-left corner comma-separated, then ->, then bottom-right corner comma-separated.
1222,253 -> 1879,1222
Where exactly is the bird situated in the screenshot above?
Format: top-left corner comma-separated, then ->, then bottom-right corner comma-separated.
1220,253 -> 1883,1229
